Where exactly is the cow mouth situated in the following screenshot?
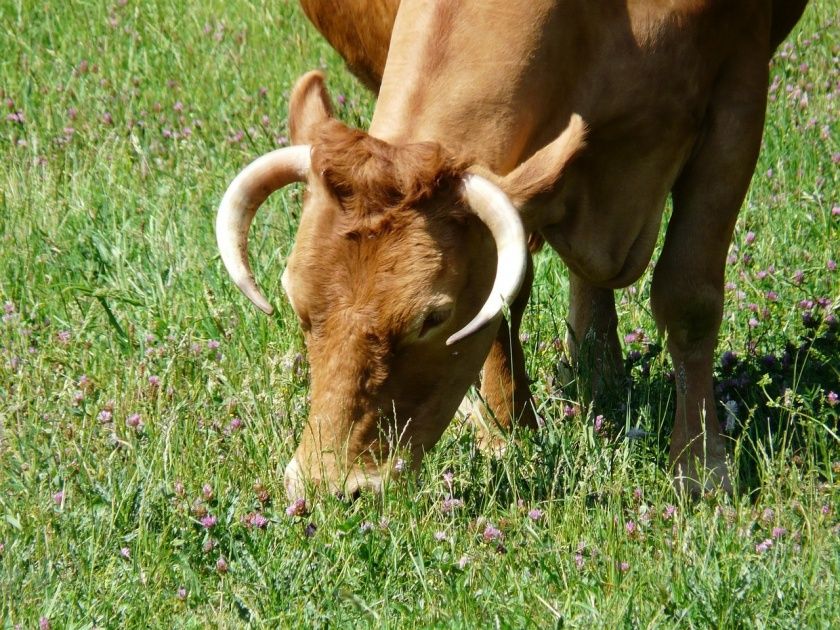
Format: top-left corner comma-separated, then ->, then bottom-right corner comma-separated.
284,456 -> 386,501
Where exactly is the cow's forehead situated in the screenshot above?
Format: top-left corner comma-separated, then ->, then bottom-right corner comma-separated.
291,212 -> 455,322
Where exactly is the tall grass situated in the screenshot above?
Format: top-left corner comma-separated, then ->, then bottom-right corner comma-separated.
0,1 -> 837,626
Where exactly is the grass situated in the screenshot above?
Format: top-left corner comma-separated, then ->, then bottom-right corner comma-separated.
0,0 -> 838,626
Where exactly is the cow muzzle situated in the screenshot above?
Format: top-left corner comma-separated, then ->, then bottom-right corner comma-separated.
283,456 -> 386,501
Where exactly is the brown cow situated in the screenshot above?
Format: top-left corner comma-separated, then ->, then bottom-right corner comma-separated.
217,0 -> 809,498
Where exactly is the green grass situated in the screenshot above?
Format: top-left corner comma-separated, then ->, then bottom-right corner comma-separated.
1,1 -> 838,626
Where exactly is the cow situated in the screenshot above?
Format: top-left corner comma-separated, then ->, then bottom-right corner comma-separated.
216,0 -> 809,498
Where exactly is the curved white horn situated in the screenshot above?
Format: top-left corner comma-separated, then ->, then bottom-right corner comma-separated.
216,145 -> 311,314
447,174 -> 528,345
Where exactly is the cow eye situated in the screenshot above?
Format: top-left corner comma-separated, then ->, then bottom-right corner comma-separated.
417,307 -> 453,339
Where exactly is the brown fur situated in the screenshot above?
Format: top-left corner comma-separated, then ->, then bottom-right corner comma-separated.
312,120 -> 469,222
298,0 -> 399,92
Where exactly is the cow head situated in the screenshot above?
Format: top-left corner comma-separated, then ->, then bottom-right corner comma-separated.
216,72 -> 584,499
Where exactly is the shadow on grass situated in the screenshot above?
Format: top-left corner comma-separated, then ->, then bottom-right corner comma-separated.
465,319 -> 838,509
607,319 -> 839,497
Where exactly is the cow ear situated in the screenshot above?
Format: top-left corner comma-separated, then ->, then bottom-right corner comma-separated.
500,114 -> 587,210
289,71 -> 334,145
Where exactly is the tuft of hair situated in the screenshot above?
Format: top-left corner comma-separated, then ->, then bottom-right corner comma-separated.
312,120 -> 469,218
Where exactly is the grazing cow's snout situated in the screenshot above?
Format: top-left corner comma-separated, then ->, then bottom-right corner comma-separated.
283,455 -> 385,501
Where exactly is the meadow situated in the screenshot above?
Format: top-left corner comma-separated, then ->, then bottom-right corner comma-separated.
0,0 -> 838,626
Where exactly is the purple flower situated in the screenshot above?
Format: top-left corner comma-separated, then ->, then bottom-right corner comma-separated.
762,507 -> 775,523
434,530 -> 447,542
755,538 -> 773,553
792,269 -> 805,285
528,508 -> 544,521
832,206 -> 840,217
828,260 -> 837,272
744,231 -> 756,245
98,409 -> 113,423
102,112 -> 113,125
228,417 -> 243,432
663,505 -> 676,520
251,513 -> 268,528
482,524 -> 503,542
207,339 -> 220,350
748,317 -> 759,329
173,480 -> 185,497
625,520 -> 637,536
359,521 -> 374,534
765,291 -> 778,302
176,586 -> 187,601
126,413 -> 142,428
57,330 -> 71,344
394,458 -> 407,473
286,498 -> 307,517
574,553 -> 584,569
216,556 -> 229,574
52,490 -> 64,506
173,101 -> 184,112
594,414 -> 605,434
3,301 -> 14,314
772,527 -> 786,539
200,514 -> 217,528
441,497 -> 464,514
619,561 -> 630,572
39,618 -> 49,630
721,351 -> 738,369
624,328 -> 645,344
202,484 -> 214,500
148,375 -> 161,388
828,391 -> 839,407
457,555 -> 471,570
120,546 -> 131,559
442,471 -> 455,486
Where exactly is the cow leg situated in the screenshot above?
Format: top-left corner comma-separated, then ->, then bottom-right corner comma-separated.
474,253 -> 539,433
565,272 -> 623,401
651,55 -> 767,495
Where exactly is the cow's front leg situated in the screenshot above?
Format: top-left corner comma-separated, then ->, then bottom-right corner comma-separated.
651,50 -> 767,495
475,253 -> 539,433
565,272 -> 623,402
